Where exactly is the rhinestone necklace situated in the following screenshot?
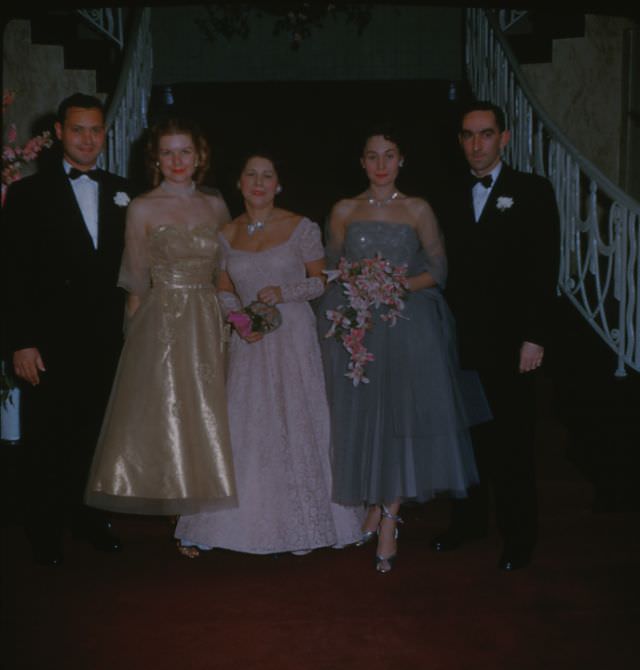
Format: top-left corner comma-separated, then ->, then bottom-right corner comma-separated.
367,191 -> 399,207
247,220 -> 265,236
246,211 -> 272,236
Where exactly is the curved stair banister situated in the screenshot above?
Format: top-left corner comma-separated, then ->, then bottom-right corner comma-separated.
101,7 -> 153,179
76,8 -> 124,48
465,8 -> 640,377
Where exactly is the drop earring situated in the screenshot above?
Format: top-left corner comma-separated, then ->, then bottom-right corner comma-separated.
276,185 -> 283,195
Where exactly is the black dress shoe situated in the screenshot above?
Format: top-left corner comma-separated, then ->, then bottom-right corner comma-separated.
431,528 -> 487,552
74,520 -> 122,553
32,541 -> 64,567
498,545 -> 533,571
431,531 -> 462,552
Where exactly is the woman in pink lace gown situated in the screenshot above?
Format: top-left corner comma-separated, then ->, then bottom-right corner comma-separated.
175,151 -> 363,555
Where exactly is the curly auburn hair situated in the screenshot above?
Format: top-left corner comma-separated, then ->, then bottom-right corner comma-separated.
145,117 -> 211,187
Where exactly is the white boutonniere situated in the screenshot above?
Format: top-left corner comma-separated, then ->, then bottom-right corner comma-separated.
496,196 -> 514,211
113,191 -> 130,207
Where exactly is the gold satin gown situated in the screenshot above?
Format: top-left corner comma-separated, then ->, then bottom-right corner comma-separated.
85,219 -> 236,515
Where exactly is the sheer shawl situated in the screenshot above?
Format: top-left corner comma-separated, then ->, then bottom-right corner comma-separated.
324,199 -> 447,287
118,210 -> 152,299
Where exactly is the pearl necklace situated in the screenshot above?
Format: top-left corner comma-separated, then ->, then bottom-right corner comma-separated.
367,191 -> 399,207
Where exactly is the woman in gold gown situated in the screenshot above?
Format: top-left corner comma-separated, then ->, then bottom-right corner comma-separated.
85,118 -> 236,517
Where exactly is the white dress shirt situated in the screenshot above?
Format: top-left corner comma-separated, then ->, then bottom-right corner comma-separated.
65,161 -> 99,249
472,162 -> 503,222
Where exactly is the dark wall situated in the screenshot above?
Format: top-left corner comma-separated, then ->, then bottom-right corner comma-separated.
151,4 -> 464,85
147,79 -> 473,224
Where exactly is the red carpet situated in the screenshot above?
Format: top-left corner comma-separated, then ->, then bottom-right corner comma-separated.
2,378 -> 639,670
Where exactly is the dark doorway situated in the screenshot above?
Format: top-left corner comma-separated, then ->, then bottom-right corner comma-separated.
148,79 -> 471,225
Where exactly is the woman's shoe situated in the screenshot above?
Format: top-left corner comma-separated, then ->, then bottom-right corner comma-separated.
375,505 -> 403,574
356,505 -> 382,546
375,551 -> 397,574
355,529 -> 378,547
176,541 -> 200,559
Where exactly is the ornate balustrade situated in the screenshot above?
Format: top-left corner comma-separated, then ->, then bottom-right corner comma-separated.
99,8 -> 153,179
466,8 -> 640,376
77,8 -> 124,48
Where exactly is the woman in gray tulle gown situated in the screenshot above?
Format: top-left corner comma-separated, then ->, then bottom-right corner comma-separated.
318,128 -> 489,573
174,151 -> 364,556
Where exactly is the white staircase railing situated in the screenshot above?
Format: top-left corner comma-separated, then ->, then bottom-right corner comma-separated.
77,8 -> 124,48
466,8 -> 640,377
101,7 -> 153,178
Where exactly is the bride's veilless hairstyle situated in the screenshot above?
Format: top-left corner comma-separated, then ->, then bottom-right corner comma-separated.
146,117 -> 211,187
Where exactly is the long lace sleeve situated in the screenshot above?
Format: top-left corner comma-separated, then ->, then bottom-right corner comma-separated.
218,291 -> 242,316
118,205 -> 151,298
280,219 -> 325,302
415,200 -> 447,288
298,218 -> 324,263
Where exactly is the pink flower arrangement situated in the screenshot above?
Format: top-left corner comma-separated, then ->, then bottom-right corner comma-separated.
228,300 -> 283,338
2,90 -> 53,206
1,90 -> 54,400
325,253 -> 409,386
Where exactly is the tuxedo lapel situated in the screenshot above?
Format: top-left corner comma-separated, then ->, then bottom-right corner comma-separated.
52,166 -> 97,255
97,170 -> 111,251
477,165 -> 515,225
96,171 -> 127,260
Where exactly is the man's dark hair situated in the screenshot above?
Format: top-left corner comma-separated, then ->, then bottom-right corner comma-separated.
459,100 -> 506,133
57,93 -> 106,124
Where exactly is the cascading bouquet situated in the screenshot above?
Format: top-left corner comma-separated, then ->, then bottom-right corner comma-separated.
324,253 -> 409,386
228,300 -> 282,338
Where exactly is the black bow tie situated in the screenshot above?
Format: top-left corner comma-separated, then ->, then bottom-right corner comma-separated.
68,167 -> 100,181
470,174 -> 493,188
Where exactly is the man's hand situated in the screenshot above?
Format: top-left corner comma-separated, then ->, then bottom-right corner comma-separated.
519,341 -> 544,373
13,348 -> 46,385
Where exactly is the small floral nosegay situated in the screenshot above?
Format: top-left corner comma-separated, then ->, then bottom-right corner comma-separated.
496,196 -> 514,211
325,253 -> 409,386
228,301 -> 282,338
113,191 -> 130,207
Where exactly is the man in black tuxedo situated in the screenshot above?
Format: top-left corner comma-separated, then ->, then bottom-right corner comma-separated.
432,101 -> 560,570
2,93 -> 134,566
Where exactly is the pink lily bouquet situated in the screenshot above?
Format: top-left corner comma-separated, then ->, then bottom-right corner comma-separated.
325,253 -> 409,386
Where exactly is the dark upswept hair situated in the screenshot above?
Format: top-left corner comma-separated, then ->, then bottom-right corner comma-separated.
57,92 -> 105,124
361,123 -> 405,156
236,145 -> 284,180
145,117 -> 211,186
459,100 -> 507,133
